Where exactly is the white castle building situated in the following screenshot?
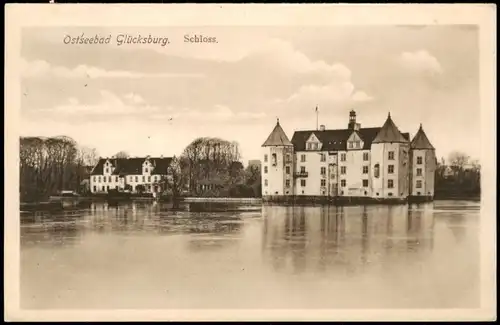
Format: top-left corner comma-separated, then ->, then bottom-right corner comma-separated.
261,110 -> 436,201
90,156 -> 173,194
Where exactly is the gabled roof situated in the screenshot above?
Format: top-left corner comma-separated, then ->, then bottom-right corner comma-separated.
262,120 -> 293,147
411,124 -> 435,150
372,113 -> 409,144
291,127 -> 410,151
90,157 -> 173,175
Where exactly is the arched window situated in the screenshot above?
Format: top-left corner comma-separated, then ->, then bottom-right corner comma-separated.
271,153 -> 277,166
374,163 -> 380,178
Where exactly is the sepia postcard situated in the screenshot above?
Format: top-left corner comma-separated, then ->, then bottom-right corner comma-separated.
4,4 -> 497,322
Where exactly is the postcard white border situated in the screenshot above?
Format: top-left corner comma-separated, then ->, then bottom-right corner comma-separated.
4,4 -> 496,321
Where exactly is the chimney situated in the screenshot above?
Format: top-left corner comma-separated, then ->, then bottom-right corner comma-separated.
320,125 -> 326,131
160,154 -> 163,158
348,110 -> 357,130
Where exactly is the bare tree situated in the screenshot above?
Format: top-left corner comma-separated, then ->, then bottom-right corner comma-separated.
180,137 -> 243,196
113,151 -> 130,158
448,151 -> 470,175
20,136 -> 99,202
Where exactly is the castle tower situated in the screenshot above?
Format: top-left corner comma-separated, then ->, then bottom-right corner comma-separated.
261,119 -> 294,198
410,124 -> 436,199
370,113 -> 410,199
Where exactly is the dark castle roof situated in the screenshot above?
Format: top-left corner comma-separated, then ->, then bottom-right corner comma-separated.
90,157 -> 173,176
262,120 -> 293,147
291,114 -> 410,151
411,124 -> 435,150
372,113 -> 409,144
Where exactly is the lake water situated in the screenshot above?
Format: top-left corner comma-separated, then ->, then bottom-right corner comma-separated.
20,200 -> 480,309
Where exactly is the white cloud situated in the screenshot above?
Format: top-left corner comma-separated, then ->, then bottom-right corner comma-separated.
20,58 -> 206,79
37,90 -> 160,117
351,91 -> 374,102
250,38 -> 352,79
124,92 -> 145,104
275,81 -> 373,111
398,50 -> 443,74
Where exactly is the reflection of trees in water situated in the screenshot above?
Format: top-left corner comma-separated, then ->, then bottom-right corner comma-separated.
186,213 -> 244,252
446,213 -> 467,243
87,202 -> 245,240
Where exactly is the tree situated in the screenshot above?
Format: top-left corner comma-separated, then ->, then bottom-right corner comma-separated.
113,151 -> 130,158
181,137 -> 242,196
448,151 -> 470,174
19,136 -> 99,201
166,155 -> 188,199
245,163 -> 262,197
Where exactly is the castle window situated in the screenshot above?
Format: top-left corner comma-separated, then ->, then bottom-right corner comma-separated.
301,154 -> 306,162
103,177 -> 107,183
285,180 -> 290,187
264,179 -> 268,186
307,143 -> 312,150
300,166 -> 306,173
148,176 -> 151,182
341,179 -> 346,187
145,168 -> 148,173
388,151 -> 395,160
340,153 -> 346,162
108,176 -> 111,182
355,141 -> 361,148
264,166 -> 268,174
321,179 -> 326,187
363,152 -> 369,161
416,180 -> 422,188
271,153 -> 277,166
363,179 -> 369,187
264,154 -> 268,162
320,153 -> 326,162
388,193 -> 393,197
417,156 -> 423,165
363,166 -> 369,174
135,176 -> 139,182
416,168 -> 422,176
105,168 -> 109,174
388,165 -> 394,174
93,176 -> 97,182
374,164 -> 380,178
320,167 -> 326,175
388,180 -> 394,188
341,166 -> 346,175
286,154 -> 291,163
301,179 -> 306,187
98,176 -> 101,182
142,176 -> 145,182
116,176 -> 119,182
348,142 -> 353,149
285,166 -> 290,174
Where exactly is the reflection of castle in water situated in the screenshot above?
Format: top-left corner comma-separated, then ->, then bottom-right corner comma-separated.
262,203 -> 436,275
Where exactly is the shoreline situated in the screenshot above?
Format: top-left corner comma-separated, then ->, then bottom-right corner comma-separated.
20,195 -> 480,208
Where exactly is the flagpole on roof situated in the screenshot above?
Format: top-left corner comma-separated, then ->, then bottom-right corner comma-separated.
316,105 -> 319,130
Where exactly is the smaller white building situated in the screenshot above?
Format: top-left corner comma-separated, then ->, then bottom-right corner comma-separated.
89,156 -> 173,194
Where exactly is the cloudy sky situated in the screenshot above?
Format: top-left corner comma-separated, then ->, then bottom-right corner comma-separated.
20,25 -> 479,164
